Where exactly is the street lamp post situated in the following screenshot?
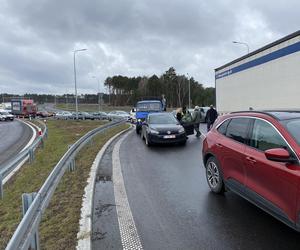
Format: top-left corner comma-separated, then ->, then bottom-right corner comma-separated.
187,73 -> 191,109
73,48 -> 87,120
232,41 -> 250,54
92,76 -> 101,112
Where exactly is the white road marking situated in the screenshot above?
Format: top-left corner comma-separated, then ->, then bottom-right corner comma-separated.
112,130 -> 143,250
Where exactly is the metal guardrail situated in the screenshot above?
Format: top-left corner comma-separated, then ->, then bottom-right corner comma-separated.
5,119 -> 126,250
0,119 -> 48,199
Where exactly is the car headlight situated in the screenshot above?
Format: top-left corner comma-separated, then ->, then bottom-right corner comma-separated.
178,127 -> 185,133
138,119 -> 141,122
149,128 -> 159,135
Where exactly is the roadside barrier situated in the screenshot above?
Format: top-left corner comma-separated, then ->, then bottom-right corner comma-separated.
0,119 -> 48,199
5,119 -> 126,250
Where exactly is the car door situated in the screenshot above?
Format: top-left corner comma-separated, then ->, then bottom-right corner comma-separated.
244,118 -> 298,222
216,118 -> 251,189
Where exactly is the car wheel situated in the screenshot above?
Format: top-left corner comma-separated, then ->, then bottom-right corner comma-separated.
179,140 -> 187,146
136,126 -> 140,134
205,157 -> 225,194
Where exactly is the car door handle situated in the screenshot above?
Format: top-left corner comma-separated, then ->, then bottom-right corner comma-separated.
246,156 -> 257,164
216,143 -> 223,148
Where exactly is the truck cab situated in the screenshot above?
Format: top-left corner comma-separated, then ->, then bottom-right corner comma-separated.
135,100 -> 163,134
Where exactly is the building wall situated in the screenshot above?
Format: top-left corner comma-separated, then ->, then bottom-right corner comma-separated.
215,35 -> 300,113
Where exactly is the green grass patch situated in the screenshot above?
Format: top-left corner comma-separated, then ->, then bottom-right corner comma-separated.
0,119 -> 126,249
56,103 -> 132,113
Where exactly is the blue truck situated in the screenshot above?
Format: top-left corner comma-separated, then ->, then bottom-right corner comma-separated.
135,100 -> 163,134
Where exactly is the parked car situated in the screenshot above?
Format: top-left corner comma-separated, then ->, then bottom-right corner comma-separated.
55,111 -> 73,120
71,112 -> 95,120
92,112 -> 108,120
0,113 -> 6,121
37,111 -> 51,118
0,111 -> 14,121
107,111 -> 130,121
202,110 -> 300,231
141,112 -> 186,146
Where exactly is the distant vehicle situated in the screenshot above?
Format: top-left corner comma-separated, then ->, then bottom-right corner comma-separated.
107,111 -> 130,121
92,112 -> 108,120
141,112 -> 186,146
55,111 -> 73,120
11,99 -> 37,117
37,111 -> 51,118
129,108 -> 136,123
0,113 -> 7,121
0,110 -> 14,121
71,112 -> 95,120
203,110 -> 300,232
135,100 -> 163,134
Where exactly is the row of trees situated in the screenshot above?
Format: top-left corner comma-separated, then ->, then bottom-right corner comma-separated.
1,67 -> 215,107
105,67 -> 215,108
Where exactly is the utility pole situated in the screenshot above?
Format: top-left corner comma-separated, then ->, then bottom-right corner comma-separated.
187,73 -> 191,109
232,41 -> 250,54
73,48 -> 87,119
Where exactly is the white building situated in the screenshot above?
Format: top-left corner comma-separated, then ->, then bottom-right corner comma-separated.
215,30 -> 300,113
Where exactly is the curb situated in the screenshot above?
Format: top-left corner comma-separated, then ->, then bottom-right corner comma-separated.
76,125 -> 132,250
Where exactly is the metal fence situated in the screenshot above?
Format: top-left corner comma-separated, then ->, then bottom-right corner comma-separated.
0,119 -> 48,199
5,119 -> 126,250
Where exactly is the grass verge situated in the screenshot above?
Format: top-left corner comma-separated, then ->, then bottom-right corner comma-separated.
0,119 -> 127,249
56,103 -> 132,112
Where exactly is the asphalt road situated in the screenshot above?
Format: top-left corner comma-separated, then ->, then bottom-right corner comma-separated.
0,120 -> 33,167
93,125 -> 300,250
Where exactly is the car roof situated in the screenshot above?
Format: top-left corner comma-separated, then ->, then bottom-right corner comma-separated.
137,100 -> 161,104
229,110 -> 300,121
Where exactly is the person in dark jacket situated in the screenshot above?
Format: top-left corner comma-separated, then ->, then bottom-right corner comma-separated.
205,105 -> 218,132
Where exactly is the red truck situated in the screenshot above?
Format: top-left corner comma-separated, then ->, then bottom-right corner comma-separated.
11,99 -> 37,117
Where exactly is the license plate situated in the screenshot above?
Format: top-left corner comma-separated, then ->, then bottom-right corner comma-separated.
163,135 -> 176,139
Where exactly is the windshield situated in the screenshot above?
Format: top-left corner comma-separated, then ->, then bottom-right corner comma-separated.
281,119 -> 300,145
149,114 -> 178,124
137,102 -> 161,112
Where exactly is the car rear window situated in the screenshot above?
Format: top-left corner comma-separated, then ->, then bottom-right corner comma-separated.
225,118 -> 250,144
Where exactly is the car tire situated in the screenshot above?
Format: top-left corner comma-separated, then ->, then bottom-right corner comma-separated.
205,157 -> 225,194
136,126 -> 140,134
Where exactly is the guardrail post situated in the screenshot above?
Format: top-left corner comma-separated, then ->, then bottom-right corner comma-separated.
29,148 -> 34,164
68,159 -> 76,172
22,193 -> 40,250
41,138 -> 44,149
0,173 -> 3,199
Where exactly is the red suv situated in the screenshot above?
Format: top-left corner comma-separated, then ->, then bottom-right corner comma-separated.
202,111 -> 300,231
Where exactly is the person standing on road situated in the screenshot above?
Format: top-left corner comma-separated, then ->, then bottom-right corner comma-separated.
162,94 -> 167,111
205,105 -> 218,132
192,106 -> 202,137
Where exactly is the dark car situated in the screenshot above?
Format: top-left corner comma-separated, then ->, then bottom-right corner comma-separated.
141,112 -> 186,146
202,110 -> 300,231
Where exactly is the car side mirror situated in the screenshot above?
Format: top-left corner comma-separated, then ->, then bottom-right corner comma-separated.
264,148 -> 293,162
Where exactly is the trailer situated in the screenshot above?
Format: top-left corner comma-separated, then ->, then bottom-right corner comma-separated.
11,99 -> 37,117
215,30 -> 300,113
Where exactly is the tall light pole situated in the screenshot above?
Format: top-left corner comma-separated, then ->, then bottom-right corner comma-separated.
73,48 -> 87,119
187,73 -> 191,109
92,76 -> 101,112
232,41 -> 250,54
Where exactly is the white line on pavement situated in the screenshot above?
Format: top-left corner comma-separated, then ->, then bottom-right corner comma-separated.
112,130 -> 143,250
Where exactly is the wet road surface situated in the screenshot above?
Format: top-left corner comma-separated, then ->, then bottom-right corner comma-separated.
93,125 -> 300,249
0,120 -> 33,167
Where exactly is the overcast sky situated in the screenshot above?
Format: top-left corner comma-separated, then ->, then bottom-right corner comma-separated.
0,0 -> 299,95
